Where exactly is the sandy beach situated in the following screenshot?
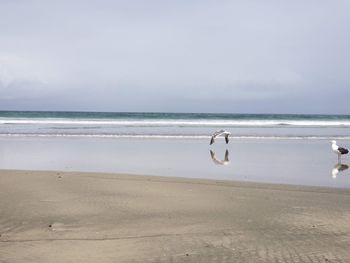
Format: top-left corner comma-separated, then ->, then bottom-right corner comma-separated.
2,0 -> 350,261
1,169 -> 350,262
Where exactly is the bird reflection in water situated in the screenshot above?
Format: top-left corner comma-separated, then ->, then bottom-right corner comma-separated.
331,163 -> 349,179
210,149 -> 230,165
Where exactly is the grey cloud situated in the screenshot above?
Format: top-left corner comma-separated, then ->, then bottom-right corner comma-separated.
0,0 -> 349,113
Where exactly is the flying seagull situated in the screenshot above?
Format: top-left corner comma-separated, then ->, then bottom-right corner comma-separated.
331,140 -> 349,163
210,130 -> 230,145
210,150 -> 230,165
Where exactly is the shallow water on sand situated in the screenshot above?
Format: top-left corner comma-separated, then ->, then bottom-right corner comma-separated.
0,137 -> 349,188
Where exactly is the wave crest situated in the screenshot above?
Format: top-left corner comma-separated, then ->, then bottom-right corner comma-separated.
1,118 -> 350,127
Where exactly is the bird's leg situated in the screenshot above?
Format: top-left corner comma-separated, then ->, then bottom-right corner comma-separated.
338,154 -> 341,164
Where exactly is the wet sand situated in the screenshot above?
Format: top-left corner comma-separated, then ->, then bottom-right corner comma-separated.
1,170 -> 350,262
1,137 -> 350,188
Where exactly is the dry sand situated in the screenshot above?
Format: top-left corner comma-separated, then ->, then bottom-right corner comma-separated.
1,170 -> 350,263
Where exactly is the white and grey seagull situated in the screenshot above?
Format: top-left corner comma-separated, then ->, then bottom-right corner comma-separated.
331,140 -> 349,163
210,129 -> 230,145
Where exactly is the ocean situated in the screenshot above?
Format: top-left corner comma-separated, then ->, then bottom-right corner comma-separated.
1,111 -> 350,188
0,111 -> 350,139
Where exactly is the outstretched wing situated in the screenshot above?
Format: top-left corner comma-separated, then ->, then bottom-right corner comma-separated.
210,130 -> 224,145
213,130 -> 225,137
225,134 -> 229,144
210,136 -> 215,145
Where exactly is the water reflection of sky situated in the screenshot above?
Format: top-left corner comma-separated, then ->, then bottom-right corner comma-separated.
0,137 -> 349,188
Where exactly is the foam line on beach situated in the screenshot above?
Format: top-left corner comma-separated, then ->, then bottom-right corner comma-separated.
1,118 -> 350,127
1,133 -> 350,140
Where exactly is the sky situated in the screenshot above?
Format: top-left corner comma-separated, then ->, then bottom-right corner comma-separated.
0,0 -> 349,114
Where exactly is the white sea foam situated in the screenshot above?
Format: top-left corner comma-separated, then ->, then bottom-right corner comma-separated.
1,133 -> 350,140
1,118 -> 350,127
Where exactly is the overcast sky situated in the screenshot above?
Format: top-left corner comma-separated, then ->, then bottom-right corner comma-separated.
0,0 -> 349,114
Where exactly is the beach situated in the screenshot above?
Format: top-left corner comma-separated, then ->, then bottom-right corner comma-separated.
1,136 -> 350,188
2,0 -> 350,260
1,113 -> 350,262
1,169 -> 350,262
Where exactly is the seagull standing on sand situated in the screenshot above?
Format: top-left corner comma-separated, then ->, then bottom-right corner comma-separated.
331,140 -> 349,163
210,130 -> 230,145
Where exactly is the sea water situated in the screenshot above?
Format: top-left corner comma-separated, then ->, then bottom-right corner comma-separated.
1,111 -> 350,139
0,111 -> 349,188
